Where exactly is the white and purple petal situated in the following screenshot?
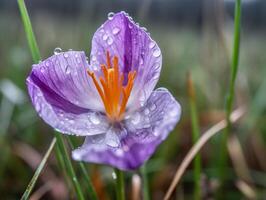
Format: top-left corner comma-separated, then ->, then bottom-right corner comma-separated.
72,88 -> 181,170
90,12 -> 162,111
27,51 -> 109,136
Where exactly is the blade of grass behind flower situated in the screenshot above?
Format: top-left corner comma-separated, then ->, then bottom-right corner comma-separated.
17,0 -> 41,63
67,137 -> 99,200
21,138 -> 56,200
17,1 -> 86,199
140,163 -> 150,200
187,72 -> 201,200
219,0 -> 242,190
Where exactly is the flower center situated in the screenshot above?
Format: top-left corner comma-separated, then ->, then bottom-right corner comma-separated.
87,51 -> 136,122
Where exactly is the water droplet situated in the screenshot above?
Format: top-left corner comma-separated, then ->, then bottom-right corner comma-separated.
153,49 -> 161,57
170,107 -> 179,117
128,23 -> 133,29
76,58 -> 81,64
89,113 -> 100,124
40,67 -> 45,73
144,108 -> 150,115
112,27 -> 120,35
91,55 -> 97,61
149,41 -> 156,49
112,172 -> 117,179
75,54 -> 79,58
45,62 -> 49,67
54,47 -> 62,55
108,12 -> 115,20
140,58 -> 144,65
63,52 -> 69,58
131,112 -> 140,125
35,103 -> 40,112
107,37 -> 113,45
141,27 -> 147,32
65,65 -> 71,74
102,34 -> 108,41
150,103 -> 156,111
91,134 -> 105,144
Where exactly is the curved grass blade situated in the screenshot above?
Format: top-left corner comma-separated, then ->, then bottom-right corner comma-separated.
20,138 -> 56,200
17,0 -> 41,63
140,163 -> 150,200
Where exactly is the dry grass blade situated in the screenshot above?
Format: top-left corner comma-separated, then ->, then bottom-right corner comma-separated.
132,174 -> 141,200
236,180 -> 257,200
163,107 -> 245,200
227,135 -> 253,183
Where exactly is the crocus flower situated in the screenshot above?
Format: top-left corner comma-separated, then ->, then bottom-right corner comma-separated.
27,11 -> 181,170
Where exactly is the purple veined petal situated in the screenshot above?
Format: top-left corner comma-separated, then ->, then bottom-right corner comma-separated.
27,78 -> 110,136
72,88 -> 181,170
29,51 -> 104,111
90,12 -> 162,111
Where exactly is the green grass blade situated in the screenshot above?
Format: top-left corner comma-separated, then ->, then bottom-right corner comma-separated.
218,0 -> 242,195
115,168 -> 125,200
17,0 -> 41,63
187,72 -> 201,200
140,163 -> 150,200
20,138 -> 56,200
67,137 -> 99,200
55,132 -> 85,200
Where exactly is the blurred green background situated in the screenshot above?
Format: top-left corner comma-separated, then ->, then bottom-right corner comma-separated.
0,0 -> 266,199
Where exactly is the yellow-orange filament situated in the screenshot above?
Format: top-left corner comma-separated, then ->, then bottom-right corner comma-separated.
87,52 -> 136,121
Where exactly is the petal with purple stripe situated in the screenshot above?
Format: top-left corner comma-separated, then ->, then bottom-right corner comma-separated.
29,51 -> 104,111
27,78 -> 110,136
90,12 -> 162,111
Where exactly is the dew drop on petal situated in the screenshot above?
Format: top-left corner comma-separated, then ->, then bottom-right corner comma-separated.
150,103 -> 156,111
153,49 -> 161,57
144,108 -> 150,115
89,113 -> 100,124
112,27 -> 120,35
102,34 -> 108,41
54,47 -> 62,55
91,55 -> 97,61
141,27 -> 147,32
45,62 -> 49,67
170,107 -> 179,117
65,65 -> 71,74
108,12 -> 115,20
149,41 -> 156,49
131,112 -> 141,125
140,58 -> 144,65
107,37 -> 113,45
63,52 -> 69,58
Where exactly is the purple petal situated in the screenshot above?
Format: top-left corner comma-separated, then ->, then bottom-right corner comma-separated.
72,88 -> 181,170
29,51 -> 104,111
90,12 -> 162,110
27,51 -> 110,136
27,78 -> 110,136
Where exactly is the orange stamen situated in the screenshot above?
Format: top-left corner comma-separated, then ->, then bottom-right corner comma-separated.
87,52 -> 137,122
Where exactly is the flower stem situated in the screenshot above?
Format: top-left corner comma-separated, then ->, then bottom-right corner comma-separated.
219,0 -> 242,194
115,168 -> 125,200
187,72 -> 201,200
141,163 -> 150,200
